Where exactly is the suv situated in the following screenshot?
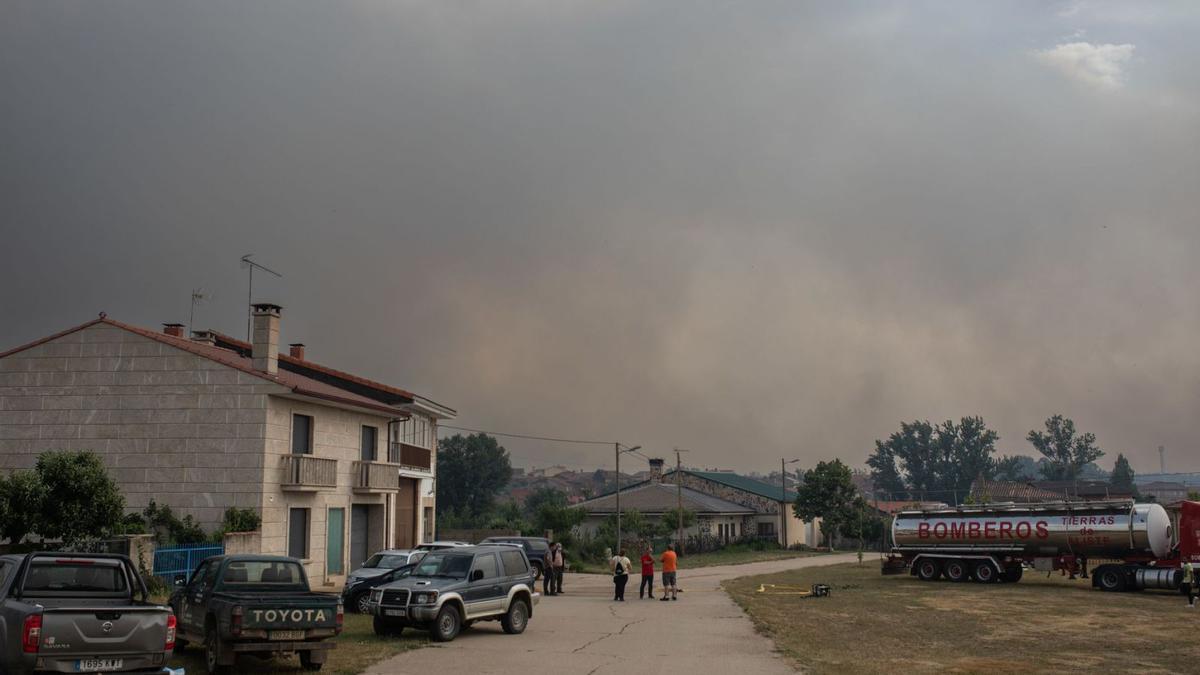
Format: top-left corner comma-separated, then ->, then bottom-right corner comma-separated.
479,537 -> 551,580
413,541 -> 471,551
368,545 -> 538,642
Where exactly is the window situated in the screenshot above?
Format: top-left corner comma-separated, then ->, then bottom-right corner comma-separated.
422,507 -> 434,543
221,561 -> 304,586
393,415 -> 432,450
361,426 -> 377,461
22,561 -> 128,596
757,521 -> 776,536
288,507 -> 310,559
292,414 -> 313,455
471,553 -> 499,580
500,550 -> 528,577
0,561 -> 9,588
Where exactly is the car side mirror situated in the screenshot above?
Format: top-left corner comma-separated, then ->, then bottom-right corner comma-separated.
471,569 -> 484,582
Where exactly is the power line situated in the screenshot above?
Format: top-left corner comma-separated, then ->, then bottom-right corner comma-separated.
438,424 -> 614,446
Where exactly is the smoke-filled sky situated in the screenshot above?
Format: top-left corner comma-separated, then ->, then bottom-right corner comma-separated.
3,1 -> 1199,475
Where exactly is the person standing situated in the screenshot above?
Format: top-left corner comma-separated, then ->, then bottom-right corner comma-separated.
542,545 -> 555,596
551,542 -> 566,595
1183,561 -> 1196,608
639,545 -> 655,599
660,543 -> 678,601
611,549 -> 631,601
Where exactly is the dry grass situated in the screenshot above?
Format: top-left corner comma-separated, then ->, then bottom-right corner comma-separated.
167,613 -> 426,674
723,562 -> 1197,674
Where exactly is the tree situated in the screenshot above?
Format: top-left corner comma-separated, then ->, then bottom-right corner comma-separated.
865,417 -> 999,505
794,459 -> 860,550
35,450 -> 125,546
1110,454 -> 1138,499
436,434 -> 513,521
0,470 -> 43,545
658,507 -> 696,538
523,487 -> 569,518
995,455 -> 1040,482
1027,415 -> 1104,480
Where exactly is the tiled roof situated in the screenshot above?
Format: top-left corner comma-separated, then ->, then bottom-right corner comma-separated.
575,482 -> 756,516
0,316 -> 427,417
682,470 -> 798,502
870,500 -> 948,515
969,479 -> 1067,503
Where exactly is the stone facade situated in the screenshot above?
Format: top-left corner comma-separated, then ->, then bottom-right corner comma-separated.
0,318 -> 450,586
665,472 -> 817,547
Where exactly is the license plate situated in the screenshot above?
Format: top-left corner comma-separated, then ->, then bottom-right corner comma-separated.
384,608 -> 406,617
76,659 -> 123,672
269,630 -> 305,641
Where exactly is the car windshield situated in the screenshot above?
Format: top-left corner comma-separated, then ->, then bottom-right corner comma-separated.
411,553 -> 473,579
363,554 -> 411,569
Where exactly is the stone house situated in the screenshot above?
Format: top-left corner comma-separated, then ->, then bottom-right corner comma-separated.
574,481 -> 756,543
576,460 -> 819,548
0,305 -> 455,586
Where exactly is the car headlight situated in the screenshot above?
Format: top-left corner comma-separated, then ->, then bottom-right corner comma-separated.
413,591 -> 439,605
370,590 -> 383,602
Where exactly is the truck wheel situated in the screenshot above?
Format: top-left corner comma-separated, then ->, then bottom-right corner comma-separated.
1003,566 -> 1023,583
373,616 -> 403,637
943,559 -> 968,582
204,626 -> 231,675
299,651 -> 323,671
972,561 -> 997,583
501,599 -> 529,635
1096,566 -> 1125,592
431,604 -> 461,642
915,559 -> 941,581
531,562 -> 543,581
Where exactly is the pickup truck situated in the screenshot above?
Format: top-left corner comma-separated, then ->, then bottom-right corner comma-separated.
168,555 -> 341,674
0,551 -> 176,675
369,545 -> 537,642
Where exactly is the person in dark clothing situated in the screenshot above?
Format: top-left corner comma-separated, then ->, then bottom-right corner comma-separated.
542,546 -> 555,596
611,549 -> 631,601
550,542 -> 566,594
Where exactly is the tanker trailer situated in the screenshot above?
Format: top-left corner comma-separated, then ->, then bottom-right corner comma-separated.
883,499 -> 1200,593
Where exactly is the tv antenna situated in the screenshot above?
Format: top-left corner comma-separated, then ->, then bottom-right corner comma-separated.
189,288 -> 209,332
240,255 -> 282,341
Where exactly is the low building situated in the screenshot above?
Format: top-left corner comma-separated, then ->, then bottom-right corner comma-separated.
1139,481 -> 1191,504
576,460 -> 819,548
969,478 -> 1134,503
574,481 -> 756,544
0,306 -> 455,586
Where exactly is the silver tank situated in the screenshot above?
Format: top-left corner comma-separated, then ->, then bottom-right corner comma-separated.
892,501 -> 1172,559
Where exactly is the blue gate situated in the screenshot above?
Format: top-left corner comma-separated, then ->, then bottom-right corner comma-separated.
153,543 -> 224,581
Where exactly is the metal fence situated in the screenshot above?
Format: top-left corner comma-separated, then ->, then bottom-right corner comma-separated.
153,542 -> 224,582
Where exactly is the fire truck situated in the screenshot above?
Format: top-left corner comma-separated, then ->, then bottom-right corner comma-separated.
882,499 -> 1199,592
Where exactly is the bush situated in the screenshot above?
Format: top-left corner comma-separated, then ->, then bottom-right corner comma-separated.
142,500 -> 207,545
0,470 -> 44,545
35,451 -> 126,547
216,507 -> 262,539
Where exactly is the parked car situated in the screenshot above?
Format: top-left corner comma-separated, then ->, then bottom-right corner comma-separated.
368,545 -> 538,642
0,552 -> 176,675
478,536 -> 551,580
342,551 -> 424,614
169,555 -> 342,674
413,541 -> 471,551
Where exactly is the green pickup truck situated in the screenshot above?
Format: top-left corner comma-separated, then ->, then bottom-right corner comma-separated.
169,555 -> 342,674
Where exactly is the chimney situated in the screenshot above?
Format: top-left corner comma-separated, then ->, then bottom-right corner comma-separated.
251,303 -> 282,374
288,343 -> 306,360
190,330 -> 216,346
649,458 -> 665,483
162,323 -> 185,338
1159,445 -> 1166,474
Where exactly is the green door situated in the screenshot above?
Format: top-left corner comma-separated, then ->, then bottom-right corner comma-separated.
327,508 -> 345,575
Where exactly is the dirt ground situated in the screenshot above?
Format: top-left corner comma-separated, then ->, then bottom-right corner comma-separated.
723,562 -> 1200,674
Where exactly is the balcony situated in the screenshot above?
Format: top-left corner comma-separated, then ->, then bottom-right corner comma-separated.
388,443 -> 432,472
353,460 -> 401,492
281,454 -> 337,491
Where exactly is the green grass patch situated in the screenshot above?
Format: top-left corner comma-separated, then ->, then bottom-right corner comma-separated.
723,562 -> 1197,674
167,613 -> 426,675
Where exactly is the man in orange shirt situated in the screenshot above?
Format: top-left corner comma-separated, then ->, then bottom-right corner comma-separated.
659,543 -> 678,601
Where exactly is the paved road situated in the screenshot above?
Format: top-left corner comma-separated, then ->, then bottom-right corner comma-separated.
365,553 -> 858,675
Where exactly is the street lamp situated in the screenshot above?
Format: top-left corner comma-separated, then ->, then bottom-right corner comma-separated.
615,443 -> 642,553
781,458 -> 801,548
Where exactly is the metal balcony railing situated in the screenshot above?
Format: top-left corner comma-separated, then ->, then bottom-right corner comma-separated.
281,454 -> 337,489
353,460 -> 401,491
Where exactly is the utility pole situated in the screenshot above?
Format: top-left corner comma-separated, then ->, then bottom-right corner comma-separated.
674,448 -> 690,553
781,458 -> 800,548
614,443 -> 641,554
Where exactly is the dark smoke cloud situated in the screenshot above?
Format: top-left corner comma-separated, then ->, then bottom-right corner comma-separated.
3,1 -> 1198,473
